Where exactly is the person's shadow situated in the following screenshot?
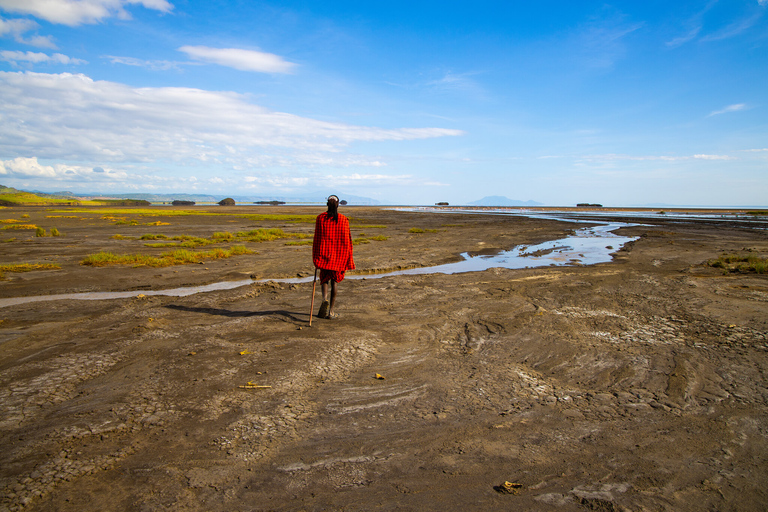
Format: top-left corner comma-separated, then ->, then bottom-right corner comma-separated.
165,304 -> 305,322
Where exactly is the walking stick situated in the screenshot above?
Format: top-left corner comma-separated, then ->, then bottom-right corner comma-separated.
309,267 -> 318,326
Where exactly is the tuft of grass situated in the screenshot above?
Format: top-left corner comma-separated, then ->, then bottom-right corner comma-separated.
708,252 -> 768,274
0,263 -> 61,277
369,235 -> 388,241
140,234 -> 169,240
285,240 -> 312,246
352,237 -> 370,245
212,231 -> 235,241
146,221 -> 171,226
111,234 -> 136,240
35,227 -> 46,237
409,227 -> 424,233
1,219 -> 20,223
81,245 -> 251,268
50,227 -> 61,236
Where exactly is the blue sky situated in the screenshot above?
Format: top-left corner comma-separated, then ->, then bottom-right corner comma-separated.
0,0 -> 766,206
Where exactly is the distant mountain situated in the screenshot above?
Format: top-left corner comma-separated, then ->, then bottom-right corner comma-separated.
468,196 -> 543,207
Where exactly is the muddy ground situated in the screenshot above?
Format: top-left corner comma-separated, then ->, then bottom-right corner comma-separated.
1,205 -> 767,511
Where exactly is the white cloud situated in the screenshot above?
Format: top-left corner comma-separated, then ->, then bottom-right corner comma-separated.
105,55 -> 180,70
0,71 -> 463,169
0,16 -> 56,48
708,103 -> 747,117
178,46 -> 296,74
582,153 -> 735,162
0,156 -> 128,180
0,50 -> 86,65
0,0 -> 173,26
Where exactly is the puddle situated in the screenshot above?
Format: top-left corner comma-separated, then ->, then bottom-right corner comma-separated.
0,219 -> 636,308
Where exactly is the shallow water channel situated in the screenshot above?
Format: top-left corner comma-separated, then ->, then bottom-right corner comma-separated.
0,219 -> 637,308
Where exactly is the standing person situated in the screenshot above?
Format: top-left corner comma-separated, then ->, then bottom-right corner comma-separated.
312,195 -> 355,319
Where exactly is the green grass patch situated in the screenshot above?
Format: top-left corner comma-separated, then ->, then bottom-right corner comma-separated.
81,245 -> 252,268
1,219 -> 20,224
285,240 -> 313,246
1,224 -> 37,230
140,234 -> 169,240
368,235 -> 388,241
0,191 -> 80,206
35,227 -> 46,237
409,228 -> 439,234
111,234 -> 136,240
708,252 -> 768,274
352,237 -> 370,245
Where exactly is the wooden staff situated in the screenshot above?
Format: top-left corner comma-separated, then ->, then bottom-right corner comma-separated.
309,267 -> 318,326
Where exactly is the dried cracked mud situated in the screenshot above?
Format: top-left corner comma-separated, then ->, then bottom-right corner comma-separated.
1,205 -> 767,511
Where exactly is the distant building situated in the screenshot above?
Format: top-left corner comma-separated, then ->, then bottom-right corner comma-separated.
577,203 -> 603,208
435,202 -> 449,206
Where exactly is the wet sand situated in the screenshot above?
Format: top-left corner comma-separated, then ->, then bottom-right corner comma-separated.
1,205 -> 767,511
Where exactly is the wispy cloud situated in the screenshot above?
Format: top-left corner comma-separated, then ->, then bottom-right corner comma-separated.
708,103 -> 747,117
571,8 -> 643,69
105,55 -> 181,71
701,12 -> 763,42
178,46 -> 296,74
581,153 -> 735,162
1,50 -> 85,65
0,0 -> 173,26
0,16 -> 55,48
665,26 -> 701,48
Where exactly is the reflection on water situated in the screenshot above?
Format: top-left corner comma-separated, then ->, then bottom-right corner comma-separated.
0,220 -> 636,308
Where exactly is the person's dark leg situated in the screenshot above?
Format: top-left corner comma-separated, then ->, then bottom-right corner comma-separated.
328,280 -> 338,315
321,281 -> 329,302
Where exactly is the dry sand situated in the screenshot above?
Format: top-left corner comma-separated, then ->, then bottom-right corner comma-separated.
1,205 -> 767,511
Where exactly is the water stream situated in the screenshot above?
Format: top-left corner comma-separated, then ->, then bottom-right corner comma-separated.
0,218 -> 637,308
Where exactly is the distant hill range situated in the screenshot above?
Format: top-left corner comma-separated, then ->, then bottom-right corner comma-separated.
24,190 -> 381,206
468,196 -> 543,207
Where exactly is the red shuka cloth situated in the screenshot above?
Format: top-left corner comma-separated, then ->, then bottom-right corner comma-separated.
312,212 -> 355,274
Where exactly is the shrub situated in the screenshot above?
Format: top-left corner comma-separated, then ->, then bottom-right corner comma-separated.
708,252 -> 768,274
35,227 -> 46,237
409,228 -> 424,233
50,227 -> 60,236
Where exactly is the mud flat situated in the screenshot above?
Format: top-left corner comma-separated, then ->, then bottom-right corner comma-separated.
1,205 -> 767,511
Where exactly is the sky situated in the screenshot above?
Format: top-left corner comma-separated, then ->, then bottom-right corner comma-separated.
0,0 -> 767,206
